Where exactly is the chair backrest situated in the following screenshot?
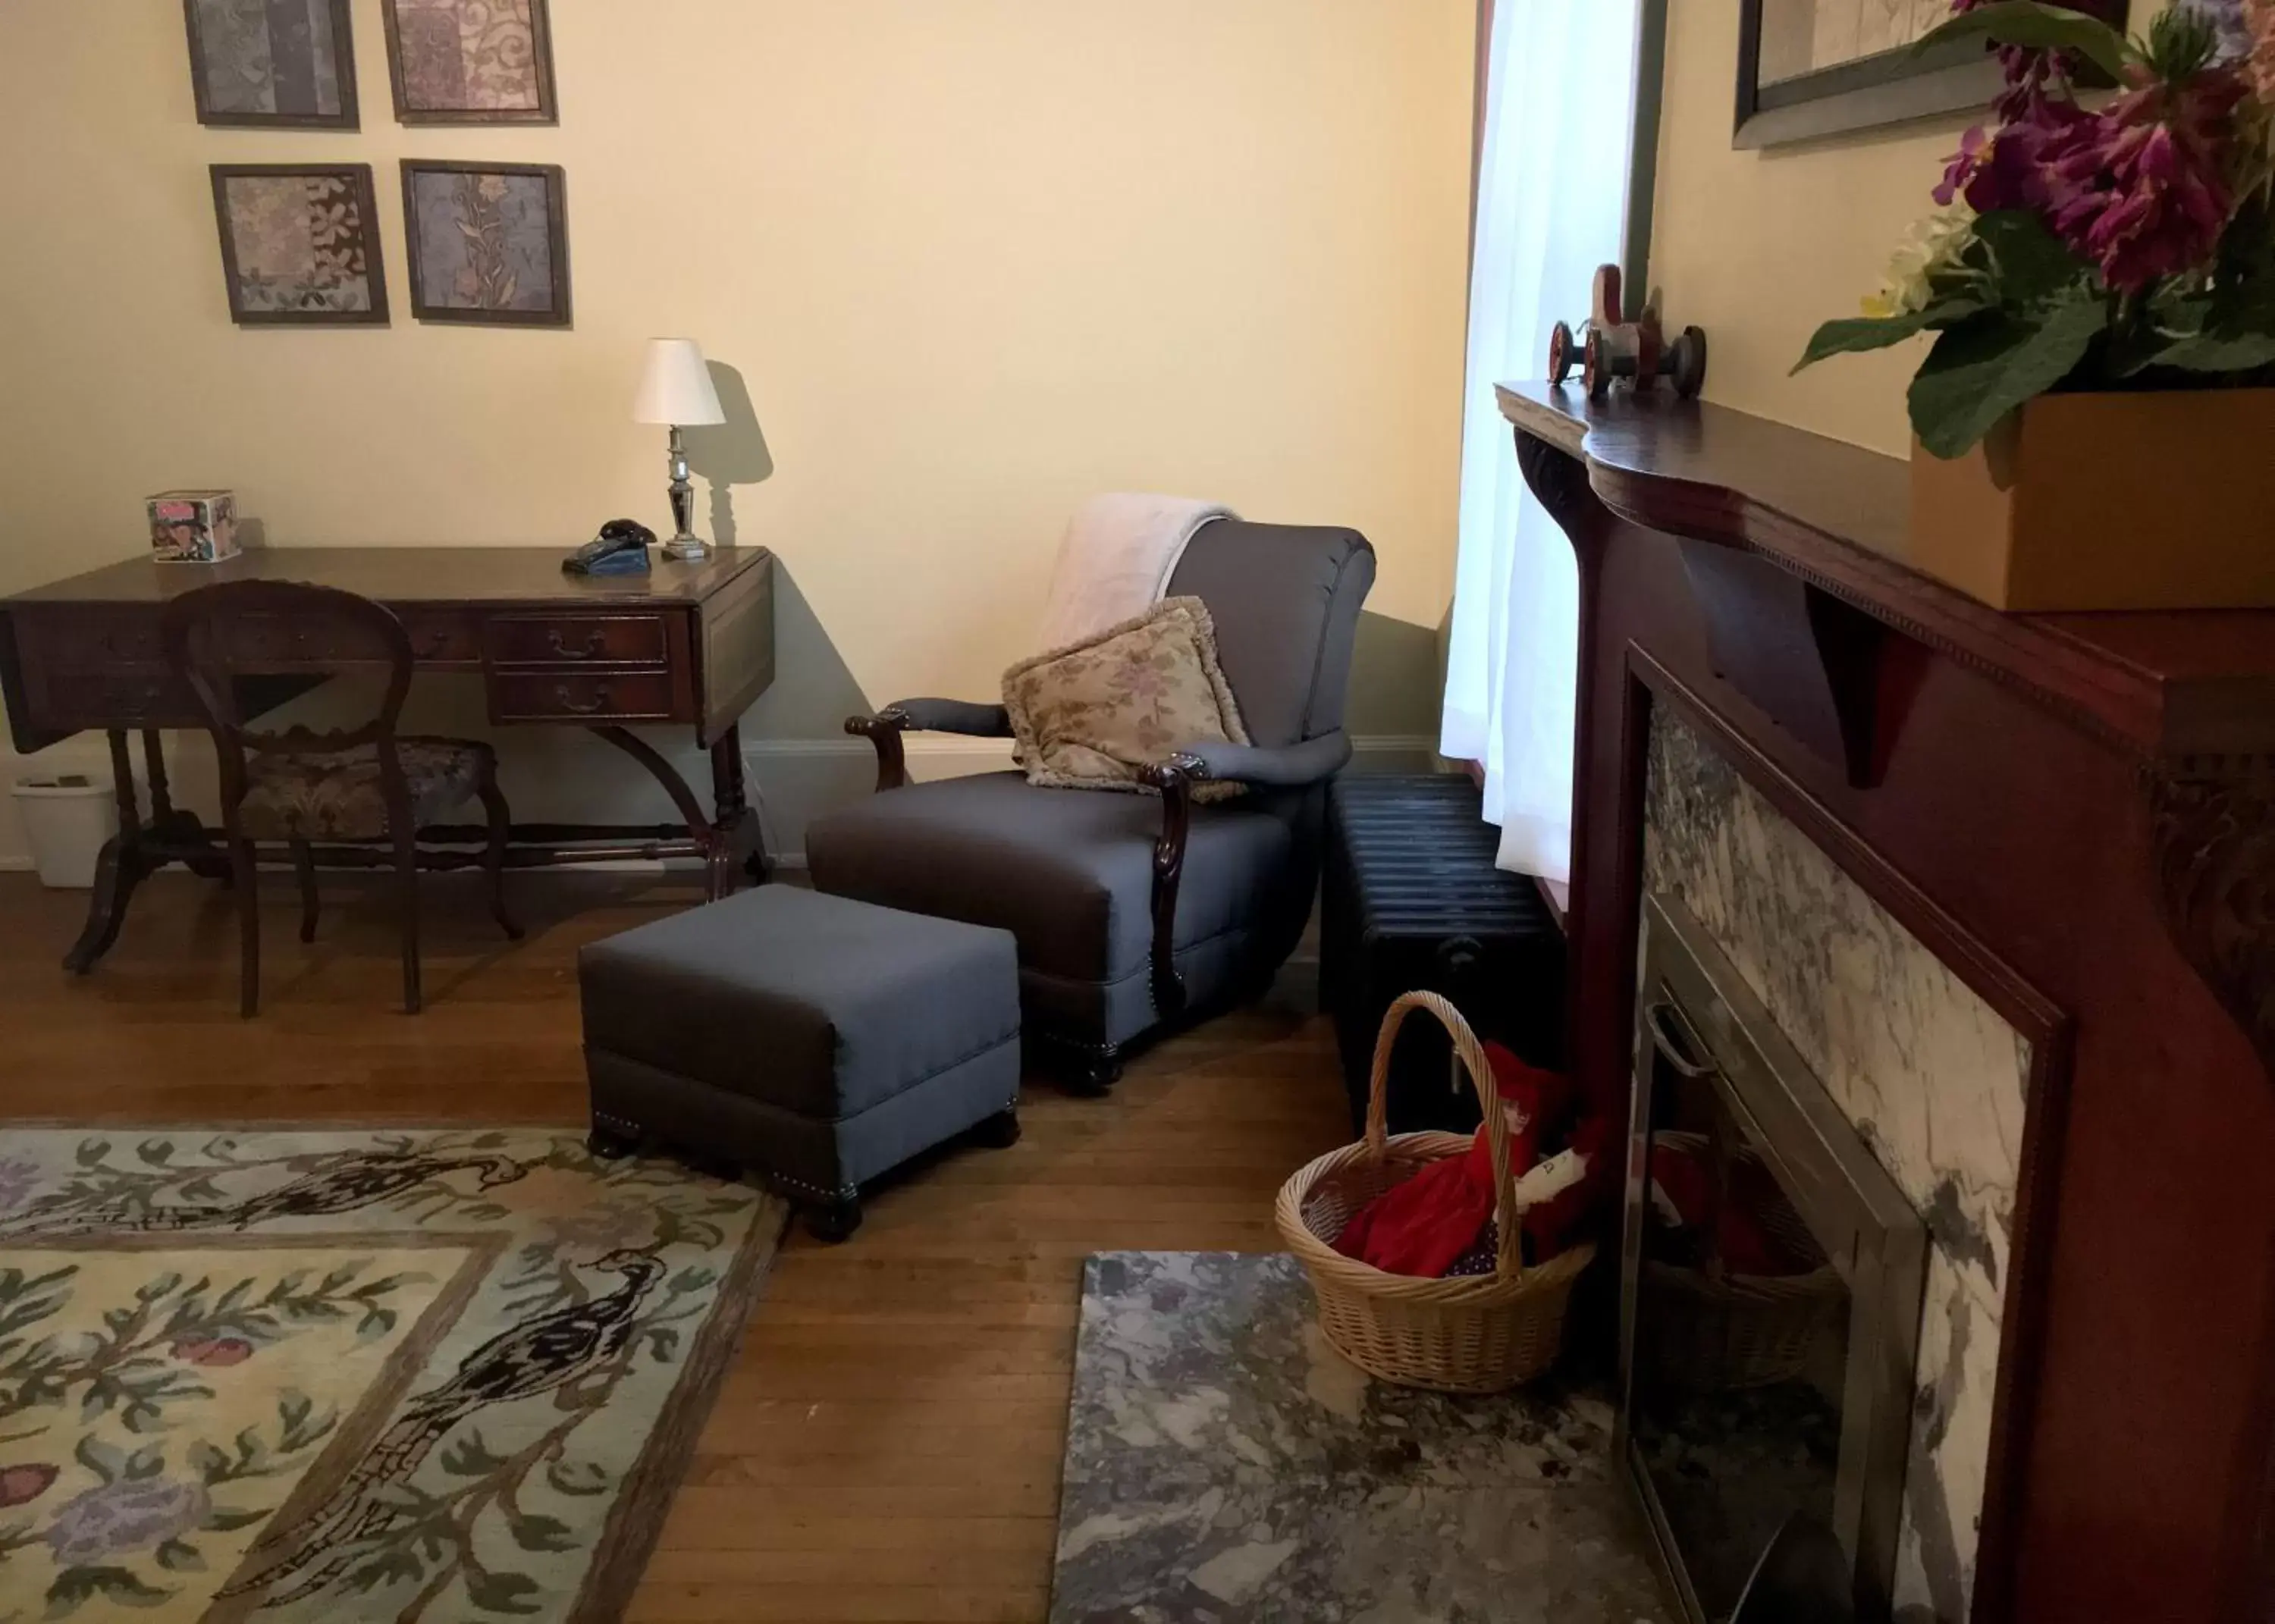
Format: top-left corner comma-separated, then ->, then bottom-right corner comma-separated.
1165,519 -> 1376,749
160,579 -> 416,811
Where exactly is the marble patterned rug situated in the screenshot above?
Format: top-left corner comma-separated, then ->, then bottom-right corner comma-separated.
1051,1252 -> 1671,1624
0,1127 -> 785,1623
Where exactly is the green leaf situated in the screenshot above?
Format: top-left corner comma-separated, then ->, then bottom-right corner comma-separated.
544,1459 -> 610,1497
1911,0 -> 2133,79
2147,327 -> 2275,372
440,1429 -> 509,1477
507,1510 -> 577,1552
42,1565 -> 171,1616
464,1568 -> 544,1615
1908,292 -> 2108,458
74,1140 -> 111,1169
155,1538 -> 206,1572
74,1434 -> 124,1486
201,1505 -> 270,1532
1966,209 -> 2087,308
1796,308 -> 1950,372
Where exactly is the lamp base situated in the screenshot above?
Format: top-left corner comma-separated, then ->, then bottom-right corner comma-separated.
660,425 -> 710,563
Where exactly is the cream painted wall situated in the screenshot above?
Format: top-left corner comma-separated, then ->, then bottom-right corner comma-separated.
0,0 -> 1473,864
1649,1 -> 2175,456
1649,0 -> 1966,454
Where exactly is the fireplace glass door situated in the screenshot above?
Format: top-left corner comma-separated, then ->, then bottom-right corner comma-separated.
1621,895 -> 1927,1624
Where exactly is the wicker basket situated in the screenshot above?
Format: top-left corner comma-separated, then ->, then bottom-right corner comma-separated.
1636,1130 -> 1846,1392
1275,990 -> 1595,1394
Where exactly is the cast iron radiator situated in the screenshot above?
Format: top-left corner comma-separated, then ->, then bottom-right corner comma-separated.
1320,774 -> 1567,1136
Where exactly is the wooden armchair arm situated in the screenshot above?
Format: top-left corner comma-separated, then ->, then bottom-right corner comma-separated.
844,707 -> 912,792
845,699 -> 1015,794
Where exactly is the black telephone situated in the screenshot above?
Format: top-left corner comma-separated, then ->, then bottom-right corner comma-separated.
562,519 -> 657,577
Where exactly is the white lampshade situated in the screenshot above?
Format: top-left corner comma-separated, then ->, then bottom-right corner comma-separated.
632,337 -> 726,427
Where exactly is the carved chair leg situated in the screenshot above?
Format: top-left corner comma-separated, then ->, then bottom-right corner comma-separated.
290,836 -> 319,944
394,823 -> 422,1016
231,836 -> 260,1019
478,776 -> 522,941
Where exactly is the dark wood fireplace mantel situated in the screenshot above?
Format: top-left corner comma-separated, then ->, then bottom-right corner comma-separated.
1502,381 -> 2275,1624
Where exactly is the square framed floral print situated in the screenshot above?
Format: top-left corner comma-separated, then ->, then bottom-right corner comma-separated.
381,0 -> 557,124
399,160 -> 571,327
209,164 -> 389,326
183,0 -> 359,130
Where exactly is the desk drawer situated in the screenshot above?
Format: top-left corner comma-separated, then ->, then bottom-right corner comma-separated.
32,666 -> 198,730
485,613 -> 670,668
488,671 -> 680,723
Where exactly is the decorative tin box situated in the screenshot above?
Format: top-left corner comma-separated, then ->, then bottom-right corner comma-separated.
147,490 -> 240,563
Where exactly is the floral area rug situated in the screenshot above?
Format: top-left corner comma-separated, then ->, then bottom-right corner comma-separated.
0,1128 -> 786,1622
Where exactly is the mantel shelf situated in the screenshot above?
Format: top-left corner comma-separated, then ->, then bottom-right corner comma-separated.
1497,381 -> 2275,762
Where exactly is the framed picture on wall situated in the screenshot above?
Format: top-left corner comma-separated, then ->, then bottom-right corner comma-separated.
182,0 -> 359,130
400,161 -> 572,327
380,0 -> 558,124
209,164 -> 389,326
1734,0 -> 2131,149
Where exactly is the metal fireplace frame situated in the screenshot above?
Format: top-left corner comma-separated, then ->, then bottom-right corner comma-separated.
1619,893 -> 1928,1623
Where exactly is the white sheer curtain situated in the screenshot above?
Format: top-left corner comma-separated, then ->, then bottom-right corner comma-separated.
1440,0 -> 1644,884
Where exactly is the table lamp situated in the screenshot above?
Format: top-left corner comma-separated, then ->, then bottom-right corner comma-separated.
632,337 -> 727,563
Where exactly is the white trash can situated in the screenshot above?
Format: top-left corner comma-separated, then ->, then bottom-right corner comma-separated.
12,773 -> 119,889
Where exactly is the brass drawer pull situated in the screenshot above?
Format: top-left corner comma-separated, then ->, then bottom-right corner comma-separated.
554,682 -> 611,715
547,627 -> 607,660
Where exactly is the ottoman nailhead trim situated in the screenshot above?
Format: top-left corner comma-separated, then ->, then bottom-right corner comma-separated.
592,1109 -> 642,1137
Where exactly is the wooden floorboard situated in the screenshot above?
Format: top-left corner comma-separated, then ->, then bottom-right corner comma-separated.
0,870 -> 1351,1623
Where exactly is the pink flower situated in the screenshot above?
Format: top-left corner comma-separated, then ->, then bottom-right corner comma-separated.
171,1336 -> 254,1367
1934,126 -> 1990,206
0,1463 -> 58,1509
2041,70 -> 2243,290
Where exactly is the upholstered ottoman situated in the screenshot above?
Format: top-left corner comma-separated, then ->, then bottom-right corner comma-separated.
578,886 -> 1023,1242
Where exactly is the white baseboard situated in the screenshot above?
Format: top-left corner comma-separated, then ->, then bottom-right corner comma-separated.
0,732 -> 1443,874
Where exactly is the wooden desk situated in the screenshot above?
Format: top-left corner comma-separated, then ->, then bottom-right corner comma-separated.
0,545 -> 774,971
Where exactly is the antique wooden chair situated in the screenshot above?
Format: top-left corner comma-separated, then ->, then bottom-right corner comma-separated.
161,579 -> 521,1016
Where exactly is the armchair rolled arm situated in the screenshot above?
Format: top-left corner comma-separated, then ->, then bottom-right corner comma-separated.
843,698 -> 1014,793
1169,730 -> 1352,790
887,698 -> 1014,738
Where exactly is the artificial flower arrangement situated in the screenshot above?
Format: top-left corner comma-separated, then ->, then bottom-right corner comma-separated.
1795,0 -> 2275,459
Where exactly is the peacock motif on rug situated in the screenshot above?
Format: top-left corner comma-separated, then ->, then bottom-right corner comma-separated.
0,1128 -> 786,1622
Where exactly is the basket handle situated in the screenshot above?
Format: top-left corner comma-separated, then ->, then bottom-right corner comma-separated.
1364,990 -> 1525,1278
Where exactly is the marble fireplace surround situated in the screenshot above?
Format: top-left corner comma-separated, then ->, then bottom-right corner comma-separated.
1642,705 -> 2052,1624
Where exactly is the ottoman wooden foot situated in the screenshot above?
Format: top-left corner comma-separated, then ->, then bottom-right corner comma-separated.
805,1197 -> 863,1244
1063,1055 -> 1122,1097
973,1109 -> 1022,1149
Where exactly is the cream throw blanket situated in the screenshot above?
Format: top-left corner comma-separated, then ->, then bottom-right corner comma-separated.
1034,493 -> 1235,654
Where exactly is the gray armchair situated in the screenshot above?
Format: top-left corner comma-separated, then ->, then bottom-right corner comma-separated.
806,519 -> 1375,1090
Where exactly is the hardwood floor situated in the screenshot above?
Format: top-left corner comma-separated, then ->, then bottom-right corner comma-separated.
0,870 -> 1352,1623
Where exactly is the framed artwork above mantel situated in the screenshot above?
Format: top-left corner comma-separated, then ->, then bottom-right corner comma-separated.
1734,0 -> 2131,149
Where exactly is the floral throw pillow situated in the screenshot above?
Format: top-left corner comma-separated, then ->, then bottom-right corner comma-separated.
1003,597 -> 1250,801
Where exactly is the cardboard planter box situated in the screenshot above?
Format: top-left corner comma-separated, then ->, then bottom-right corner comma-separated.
147,489 -> 240,563
1908,390 -> 2275,612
